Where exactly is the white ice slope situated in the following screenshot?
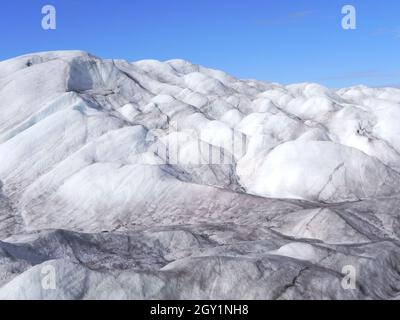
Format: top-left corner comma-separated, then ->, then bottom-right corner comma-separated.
0,51 -> 400,299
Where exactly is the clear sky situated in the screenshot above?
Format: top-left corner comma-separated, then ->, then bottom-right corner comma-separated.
1,0 -> 399,88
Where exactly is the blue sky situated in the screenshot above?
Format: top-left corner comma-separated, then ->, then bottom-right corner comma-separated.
1,0 -> 399,88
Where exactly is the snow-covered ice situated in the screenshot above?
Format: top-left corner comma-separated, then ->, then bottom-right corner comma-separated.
0,51 -> 400,299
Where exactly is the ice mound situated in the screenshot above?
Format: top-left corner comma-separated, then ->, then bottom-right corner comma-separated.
239,140 -> 400,202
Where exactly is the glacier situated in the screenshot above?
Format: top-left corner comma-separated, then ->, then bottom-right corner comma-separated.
0,51 -> 400,299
